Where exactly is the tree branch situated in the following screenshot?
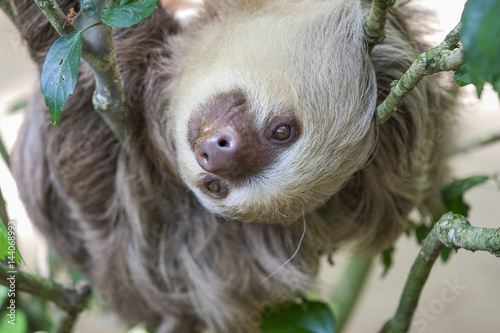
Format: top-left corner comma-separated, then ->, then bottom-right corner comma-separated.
376,23 -> 463,124
0,261 -> 91,333
380,225 -> 444,333
363,0 -> 396,49
77,8 -> 126,143
381,212 -> 500,333
56,308 -> 86,333
33,0 -> 74,36
435,213 -> 500,254
1,150 -> 90,332
329,253 -> 373,332
33,0 -> 126,143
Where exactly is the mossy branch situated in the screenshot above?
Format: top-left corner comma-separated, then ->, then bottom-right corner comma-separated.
78,8 -> 126,143
33,0 -> 74,36
435,213 -> 500,254
329,253 -> 373,332
33,0 -> 126,143
363,0 -> 396,49
376,23 -> 463,124
0,261 -> 91,333
381,212 -> 500,333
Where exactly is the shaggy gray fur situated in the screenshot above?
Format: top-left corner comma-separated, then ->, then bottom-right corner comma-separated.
12,0 -> 450,332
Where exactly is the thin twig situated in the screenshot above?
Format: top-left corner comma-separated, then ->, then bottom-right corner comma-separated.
329,253 -> 374,332
376,23 -> 464,124
380,226 -> 443,333
0,261 -> 91,331
381,212 -> 500,333
57,310 -> 84,333
449,129 -> 500,156
33,0 -> 74,36
363,0 -> 396,49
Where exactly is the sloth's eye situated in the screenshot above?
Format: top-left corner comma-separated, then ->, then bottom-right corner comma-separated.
265,116 -> 298,144
272,125 -> 291,140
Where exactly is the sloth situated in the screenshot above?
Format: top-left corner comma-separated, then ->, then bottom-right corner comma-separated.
12,0 -> 450,332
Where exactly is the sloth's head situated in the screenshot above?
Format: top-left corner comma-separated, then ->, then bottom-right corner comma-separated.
170,0 -> 377,224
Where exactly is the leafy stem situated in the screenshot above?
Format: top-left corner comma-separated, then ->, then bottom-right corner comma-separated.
35,0 -> 159,141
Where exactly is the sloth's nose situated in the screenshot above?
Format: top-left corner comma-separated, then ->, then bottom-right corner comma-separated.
195,124 -> 242,174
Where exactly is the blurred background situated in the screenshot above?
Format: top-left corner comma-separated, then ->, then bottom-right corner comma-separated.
0,0 -> 499,332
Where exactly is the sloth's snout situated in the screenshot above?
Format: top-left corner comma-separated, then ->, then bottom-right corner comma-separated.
188,91 -> 275,182
195,124 -> 242,174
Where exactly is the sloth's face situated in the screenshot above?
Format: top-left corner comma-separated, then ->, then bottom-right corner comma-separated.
170,0 -> 377,224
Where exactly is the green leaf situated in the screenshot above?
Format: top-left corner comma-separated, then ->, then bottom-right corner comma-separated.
0,285 -> 8,305
415,223 -> 432,244
41,31 -> 83,126
80,0 -> 98,18
404,219 -> 416,237
0,218 -> 23,264
441,175 -> 491,217
460,0 -> 500,98
101,0 -> 158,28
380,246 -> 395,277
454,64 -> 473,87
23,294 -> 54,331
8,98 -> 28,114
0,308 -> 27,333
440,247 -> 453,263
260,300 -> 336,333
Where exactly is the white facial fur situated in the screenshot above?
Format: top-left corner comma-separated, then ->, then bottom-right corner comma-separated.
170,0 -> 377,224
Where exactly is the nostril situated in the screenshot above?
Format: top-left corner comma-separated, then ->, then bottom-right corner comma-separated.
194,124 -> 241,174
218,138 -> 229,148
215,130 -> 238,149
